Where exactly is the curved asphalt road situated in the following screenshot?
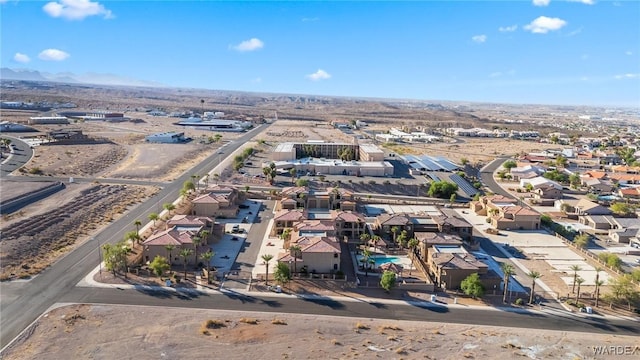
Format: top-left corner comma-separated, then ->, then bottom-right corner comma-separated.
0,137 -> 33,177
0,124 -> 267,349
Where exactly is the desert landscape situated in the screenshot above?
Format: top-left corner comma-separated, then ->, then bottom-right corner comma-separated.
3,304 -> 636,360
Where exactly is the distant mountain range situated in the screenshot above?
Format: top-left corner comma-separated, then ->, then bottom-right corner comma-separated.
0,68 -> 163,88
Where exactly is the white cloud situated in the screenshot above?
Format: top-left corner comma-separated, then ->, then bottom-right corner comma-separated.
252,77 -> 262,83
498,25 -> 518,32
524,16 -> 567,34
568,0 -> 595,4
231,38 -> 264,52
489,72 -> 503,78
14,53 -> 31,63
625,51 -> 633,56
43,0 -> 113,20
614,73 -> 639,79
302,17 -> 319,22
472,35 -> 487,43
306,69 -> 331,81
38,48 -> 70,61
581,54 -> 589,60
532,0 -> 551,6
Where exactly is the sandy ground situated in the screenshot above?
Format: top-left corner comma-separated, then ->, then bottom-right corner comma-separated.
2,304 -> 637,360
381,138 -> 563,165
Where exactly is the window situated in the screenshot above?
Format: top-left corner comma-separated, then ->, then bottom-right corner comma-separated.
333,253 -> 339,258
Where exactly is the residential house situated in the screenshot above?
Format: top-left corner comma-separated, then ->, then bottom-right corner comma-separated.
278,235 -> 341,274
510,165 -> 545,181
579,215 -> 617,230
574,199 -> 612,216
414,232 -> 463,263
332,210 -> 367,240
607,218 -> 640,244
533,184 -> 563,201
490,205 -> 541,230
582,178 -> 614,194
271,209 -> 307,236
142,227 -> 205,265
373,213 -> 413,238
619,187 -> 640,199
191,185 -> 239,218
427,245 -> 499,290
166,215 -> 215,244
432,208 -> 475,245
519,176 -> 562,192
470,195 -> 518,216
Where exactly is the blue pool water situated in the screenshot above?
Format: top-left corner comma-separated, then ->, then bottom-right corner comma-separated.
598,195 -> 619,201
357,255 -> 403,267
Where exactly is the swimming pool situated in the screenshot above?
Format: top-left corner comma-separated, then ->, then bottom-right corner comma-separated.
357,254 -> 404,267
598,195 -> 619,201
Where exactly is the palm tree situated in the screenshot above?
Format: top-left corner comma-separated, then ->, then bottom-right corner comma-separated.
200,250 -> 215,284
281,228 -> 292,242
361,248 -> 372,277
163,203 -> 176,216
200,230 -> 210,245
528,271 -> 541,304
134,219 -> 142,234
371,235 -> 382,253
179,248 -> 193,278
407,238 -> 419,254
149,212 -> 159,225
289,245 -> 301,275
570,265 -> 582,293
594,279 -> 604,307
192,236 -> 202,267
289,168 -> 296,184
390,226 -> 400,245
501,263 -> 515,303
165,245 -> 175,266
359,233 -> 370,250
575,277 -> 585,304
124,230 -> 141,246
261,254 -> 274,285
200,99 -> 205,114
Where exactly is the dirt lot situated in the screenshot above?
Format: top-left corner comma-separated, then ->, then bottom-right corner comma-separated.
381,138 -> 563,165
3,303 -> 636,360
0,183 -> 158,280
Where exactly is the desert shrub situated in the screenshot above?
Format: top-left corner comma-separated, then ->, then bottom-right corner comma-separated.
354,322 -> 370,330
271,319 -> 287,325
515,298 -> 524,305
240,317 -> 259,324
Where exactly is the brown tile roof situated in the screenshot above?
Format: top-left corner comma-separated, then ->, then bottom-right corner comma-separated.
486,195 -> 517,204
502,206 -> 539,216
192,193 -> 227,204
376,213 -> 411,226
415,232 -> 463,245
295,220 -> 335,232
333,210 -> 365,222
432,253 -> 484,270
167,215 -> 212,227
301,237 -> 341,253
274,209 -> 306,222
584,171 -> 607,179
143,227 -> 196,246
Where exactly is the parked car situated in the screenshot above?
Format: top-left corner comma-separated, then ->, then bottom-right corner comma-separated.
239,204 -> 250,209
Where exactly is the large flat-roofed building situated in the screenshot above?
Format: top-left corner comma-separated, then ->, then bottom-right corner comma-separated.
273,143 -> 296,161
359,143 -> 385,161
145,131 -> 186,143
28,116 -> 69,125
271,141 -> 392,177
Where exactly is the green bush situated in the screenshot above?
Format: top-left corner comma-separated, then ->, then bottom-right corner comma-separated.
514,298 -> 524,305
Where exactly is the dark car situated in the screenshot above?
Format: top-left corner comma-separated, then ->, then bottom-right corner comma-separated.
239,204 -> 250,209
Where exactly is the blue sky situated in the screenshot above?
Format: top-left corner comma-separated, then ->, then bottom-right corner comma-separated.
2,0 -> 639,107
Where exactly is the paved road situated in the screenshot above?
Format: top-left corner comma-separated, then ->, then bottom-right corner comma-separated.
58,287 -> 640,336
480,156 -> 514,199
0,137 -> 33,177
0,124 -> 268,349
